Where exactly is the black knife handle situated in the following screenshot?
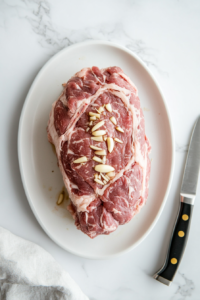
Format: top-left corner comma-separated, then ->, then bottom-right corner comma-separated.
154,199 -> 193,286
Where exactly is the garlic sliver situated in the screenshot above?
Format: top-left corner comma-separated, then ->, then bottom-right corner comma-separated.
114,138 -> 123,144
101,173 -> 109,182
94,178 -> 104,185
92,130 -> 106,136
105,103 -> 112,112
103,136 -> 107,141
95,165 -> 115,173
107,137 -> 114,153
102,156 -> 106,164
95,150 -> 107,156
57,193 -> 64,205
107,171 -> 115,178
89,112 -> 100,118
97,106 -> 104,113
110,116 -> 117,125
91,136 -> 103,142
116,126 -> 124,133
90,145 -> 103,151
73,156 -> 88,163
93,156 -> 103,163
91,121 -> 104,132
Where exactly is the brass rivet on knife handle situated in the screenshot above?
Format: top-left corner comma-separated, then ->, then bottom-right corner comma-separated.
178,231 -> 185,237
153,202 -> 193,285
170,258 -> 177,265
182,214 -> 189,221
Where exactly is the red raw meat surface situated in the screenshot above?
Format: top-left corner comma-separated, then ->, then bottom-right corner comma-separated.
47,66 -> 151,238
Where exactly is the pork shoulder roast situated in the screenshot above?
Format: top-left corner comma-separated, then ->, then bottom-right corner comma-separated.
47,66 -> 151,238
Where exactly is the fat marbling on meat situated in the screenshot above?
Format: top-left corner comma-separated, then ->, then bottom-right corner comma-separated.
47,66 -> 151,238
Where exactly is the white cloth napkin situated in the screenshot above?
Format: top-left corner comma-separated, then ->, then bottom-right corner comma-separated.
0,227 -> 89,300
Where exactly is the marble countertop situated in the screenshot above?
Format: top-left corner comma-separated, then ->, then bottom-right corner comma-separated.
1,0 -> 200,299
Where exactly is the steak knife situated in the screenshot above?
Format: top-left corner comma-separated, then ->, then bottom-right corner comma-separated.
154,116 -> 200,286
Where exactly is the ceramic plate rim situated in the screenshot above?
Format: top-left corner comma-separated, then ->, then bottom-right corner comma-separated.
18,40 -> 175,259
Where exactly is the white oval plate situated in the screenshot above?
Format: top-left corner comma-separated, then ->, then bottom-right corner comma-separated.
18,40 -> 175,259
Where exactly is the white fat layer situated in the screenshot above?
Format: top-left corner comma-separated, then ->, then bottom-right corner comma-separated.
71,183 -> 79,189
60,93 -> 68,106
48,68 -> 149,212
129,185 -> 135,198
67,149 -> 75,155
103,221 -> 118,232
118,71 -> 138,94
75,68 -> 90,78
112,208 -> 122,215
142,143 -> 148,198
85,212 -> 88,224
72,137 -> 90,144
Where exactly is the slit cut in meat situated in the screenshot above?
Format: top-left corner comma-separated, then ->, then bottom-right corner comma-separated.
47,66 -> 151,238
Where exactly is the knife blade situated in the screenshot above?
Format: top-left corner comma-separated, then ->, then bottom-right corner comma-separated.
181,116 -> 200,200
154,116 -> 200,286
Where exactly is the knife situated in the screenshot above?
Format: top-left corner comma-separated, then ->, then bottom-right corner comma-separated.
154,116 -> 200,286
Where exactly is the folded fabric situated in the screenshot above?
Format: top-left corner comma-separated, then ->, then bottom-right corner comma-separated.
0,227 -> 89,300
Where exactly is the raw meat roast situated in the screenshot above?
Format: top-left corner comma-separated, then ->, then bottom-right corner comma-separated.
47,66 -> 151,238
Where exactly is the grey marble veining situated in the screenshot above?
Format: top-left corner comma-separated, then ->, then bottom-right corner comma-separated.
176,143 -> 189,153
172,273 -> 195,300
81,264 -> 89,278
1,0 -> 165,74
